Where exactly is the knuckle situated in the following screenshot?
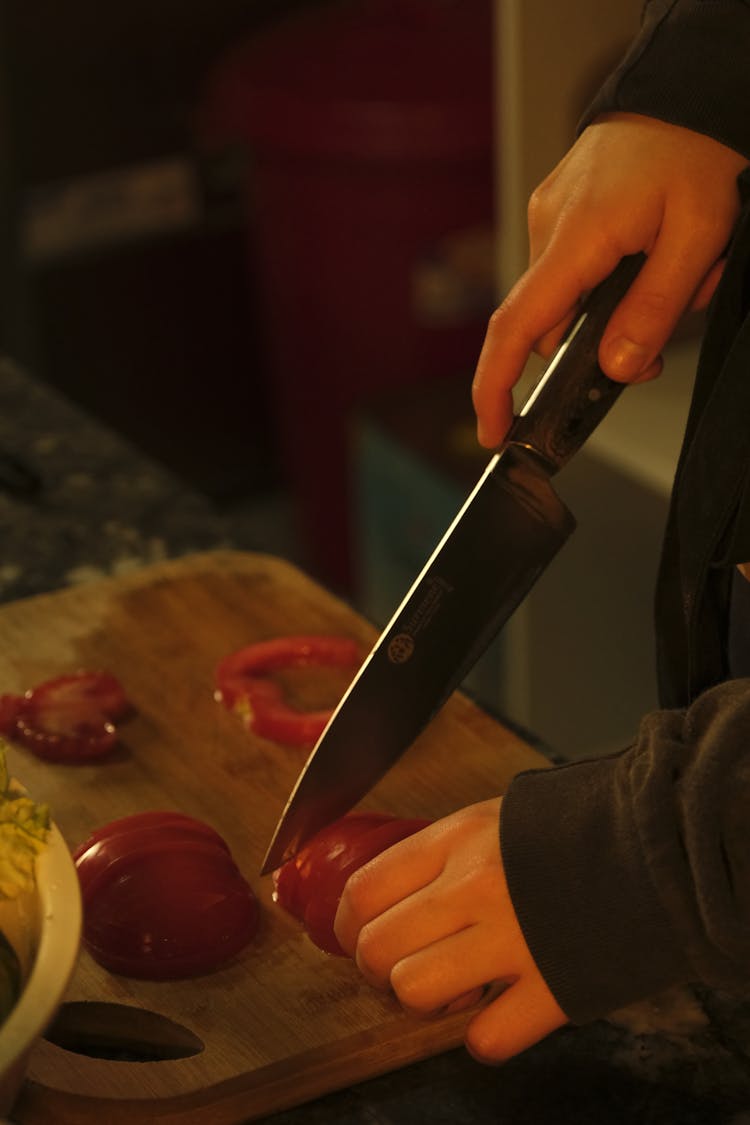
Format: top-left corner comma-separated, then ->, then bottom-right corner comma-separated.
585,225 -> 626,267
485,300 -> 511,339
341,863 -> 375,918
526,187 -> 545,230
526,177 -> 555,227
390,965 -> 435,1015
627,287 -> 671,319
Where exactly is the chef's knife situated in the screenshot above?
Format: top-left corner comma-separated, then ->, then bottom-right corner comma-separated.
261,253 -> 645,874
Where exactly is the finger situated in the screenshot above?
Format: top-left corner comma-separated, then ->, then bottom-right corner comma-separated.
334,826 -> 444,956
599,224 -> 728,381
352,882 -> 476,989
472,245 -> 624,447
533,308 -> 580,359
631,354 -> 663,384
690,257 -> 726,311
463,978 -> 568,1064
388,924 -> 519,1015
442,986 -> 488,1015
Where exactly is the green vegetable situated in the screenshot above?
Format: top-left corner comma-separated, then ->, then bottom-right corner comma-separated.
0,738 -> 50,900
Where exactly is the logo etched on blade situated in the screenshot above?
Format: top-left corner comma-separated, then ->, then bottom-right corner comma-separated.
387,576 -> 454,664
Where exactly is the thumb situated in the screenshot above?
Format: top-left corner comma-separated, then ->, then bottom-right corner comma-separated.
599,234 -> 720,382
463,977 -> 568,1064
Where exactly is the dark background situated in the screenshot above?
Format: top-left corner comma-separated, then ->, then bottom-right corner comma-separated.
0,0 -> 324,500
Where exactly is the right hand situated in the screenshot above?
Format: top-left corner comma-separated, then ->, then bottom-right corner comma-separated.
472,112 -> 749,448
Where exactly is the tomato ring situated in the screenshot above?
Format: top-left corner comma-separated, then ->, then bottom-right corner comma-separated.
215,635 -> 361,747
9,671 -> 132,763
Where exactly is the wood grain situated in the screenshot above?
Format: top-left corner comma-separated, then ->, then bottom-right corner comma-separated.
0,551 -> 548,1123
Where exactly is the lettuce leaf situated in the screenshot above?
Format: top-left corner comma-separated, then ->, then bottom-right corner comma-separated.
0,739 -> 50,900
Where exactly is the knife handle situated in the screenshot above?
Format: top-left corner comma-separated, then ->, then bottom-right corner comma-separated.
506,252 -> 646,474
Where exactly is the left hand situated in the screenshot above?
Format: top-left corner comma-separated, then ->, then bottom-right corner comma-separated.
334,798 -> 568,1063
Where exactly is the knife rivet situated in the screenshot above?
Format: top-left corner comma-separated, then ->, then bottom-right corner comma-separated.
588,388 -> 602,402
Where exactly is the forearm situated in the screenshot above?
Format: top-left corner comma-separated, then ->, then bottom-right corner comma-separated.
580,0 -> 750,159
501,677 -> 750,1024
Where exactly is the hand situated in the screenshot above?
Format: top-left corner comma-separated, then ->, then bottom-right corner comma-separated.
334,798 -> 568,1063
472,113 -> 749,447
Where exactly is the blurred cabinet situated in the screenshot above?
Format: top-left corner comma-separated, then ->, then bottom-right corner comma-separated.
0,0 -> 321,497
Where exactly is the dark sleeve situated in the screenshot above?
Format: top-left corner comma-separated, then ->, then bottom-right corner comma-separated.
500,677 -> 750,1024
578,0 -> 750,160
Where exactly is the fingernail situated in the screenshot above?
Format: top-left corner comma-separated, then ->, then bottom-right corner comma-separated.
603,337 -> 650,379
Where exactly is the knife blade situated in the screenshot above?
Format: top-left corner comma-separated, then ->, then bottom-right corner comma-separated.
261,253 -> 645,875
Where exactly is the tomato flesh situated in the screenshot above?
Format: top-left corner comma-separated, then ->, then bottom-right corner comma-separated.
75,811 -> 259,979
1,671 -> 132,763
273,813 -> 431,956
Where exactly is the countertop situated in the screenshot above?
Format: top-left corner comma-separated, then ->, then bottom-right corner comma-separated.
3,358 -> 750,1123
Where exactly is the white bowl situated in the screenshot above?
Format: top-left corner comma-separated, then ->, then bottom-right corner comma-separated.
0,822 -> 82,1117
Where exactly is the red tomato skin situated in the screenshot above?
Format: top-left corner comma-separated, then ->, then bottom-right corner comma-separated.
73,811 -> 228,862
74,813 -> 232,907
215,636 -> 361,708
25,671 -> 131,725
240,681 -> 335,747
8,670 -> 132,762
273,813 -> 394,923
75,813 -> 259,979
13,709 -> 118,762
274,814 -> 431,956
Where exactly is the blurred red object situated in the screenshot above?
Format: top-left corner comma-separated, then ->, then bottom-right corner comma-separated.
198,0 -> 495,592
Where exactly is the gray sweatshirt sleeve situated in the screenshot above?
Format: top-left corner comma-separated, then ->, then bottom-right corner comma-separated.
500,678 -> 750,1024
578,0 -> 750,160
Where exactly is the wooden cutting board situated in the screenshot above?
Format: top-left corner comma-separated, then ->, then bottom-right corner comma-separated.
0,550 -> 548,1124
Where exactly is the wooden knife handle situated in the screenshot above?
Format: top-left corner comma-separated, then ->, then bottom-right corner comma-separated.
506,252 -> 646,474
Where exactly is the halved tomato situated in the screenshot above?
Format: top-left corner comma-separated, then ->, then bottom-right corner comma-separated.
74,811 -> 259,979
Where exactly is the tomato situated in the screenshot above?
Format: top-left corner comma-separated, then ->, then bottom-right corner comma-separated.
215,635 -> 361,747
74,811 -> 259,979
3,671 -> 132,763
273,813 -> 431,955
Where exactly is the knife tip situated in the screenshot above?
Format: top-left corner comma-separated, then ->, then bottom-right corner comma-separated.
259,833 -> 294,877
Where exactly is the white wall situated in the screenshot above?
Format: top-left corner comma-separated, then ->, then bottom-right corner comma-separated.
492,0 -> 699,758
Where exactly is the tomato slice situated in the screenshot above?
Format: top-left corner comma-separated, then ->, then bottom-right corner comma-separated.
232,679 -> 337,747
73,811 -> 228,859
273,813 -> 431,956
73,811 -> 232,905
11,671 -> 132,763
215,635 -> 361,747
75,811 -> 259,979
274,812 -> 394,923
